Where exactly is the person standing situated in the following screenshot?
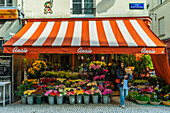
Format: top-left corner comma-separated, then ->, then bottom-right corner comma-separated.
117,62 -> 133,108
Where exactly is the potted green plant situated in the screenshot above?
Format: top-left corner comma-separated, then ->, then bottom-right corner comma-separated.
126,91 -> 140,102
135,95 -> 150,104
133,80 -> 149,89
15,84 -> 27,104
149,93 -> 161,105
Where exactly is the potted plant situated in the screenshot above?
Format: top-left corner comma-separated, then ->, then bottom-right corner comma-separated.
15,84 -> 28,104
135,95 -> 150,104
67,90 -> 76,105
161,94 -> 170,106
24,90 -> 36,105
149,93 -> 161,105
44,90 -> 56,105
55,85 -> 65,105
143,87 -> 154,98
83,90 -> 91,104
102,89 -> 113,104
34,88 -> 45,104
75,88 -> 84,104
133,80 -> 149,89
91,88 -> 101,104
126,91 -> 140,102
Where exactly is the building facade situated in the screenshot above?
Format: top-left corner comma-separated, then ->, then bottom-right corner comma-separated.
23,0 -> 148,18
147,0 -> 170,65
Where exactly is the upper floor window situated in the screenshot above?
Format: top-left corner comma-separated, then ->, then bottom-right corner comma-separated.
158,17 -> 165,36
159,0 -> 167,5
0,0 -> 13,7
71,0 -> 95,15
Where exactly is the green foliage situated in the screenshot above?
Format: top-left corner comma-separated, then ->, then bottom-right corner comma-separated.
120,54 -> 137,67
150,98 -> 160,102
58,71 -> 66,78
127,91 -> 140,99
135,95 -> 150,101
15,83 -> 34,96
133,80 -> 149,85
135,55 -> 153,74
161,85 -> 170,95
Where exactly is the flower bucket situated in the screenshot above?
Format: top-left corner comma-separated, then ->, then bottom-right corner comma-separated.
103,96 -> 109,104
36,96 -> 43,104
48,96 -> 55,105
21,96 -> 27,104
92,95 -> 99,104
76,95 -> 82,104
83,95 -> 90,104
27,96 -> 34,105
56,96 -> 63,105
69,96 -> 75,105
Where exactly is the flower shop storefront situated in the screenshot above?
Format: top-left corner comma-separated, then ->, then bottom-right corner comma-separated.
2,18 -> 170,105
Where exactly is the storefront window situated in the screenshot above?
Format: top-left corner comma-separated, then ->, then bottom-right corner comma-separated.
74,54 -> 93,72
39,54 -> 72,71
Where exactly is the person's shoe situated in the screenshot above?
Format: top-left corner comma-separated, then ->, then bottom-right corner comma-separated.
121,105 -> 125,108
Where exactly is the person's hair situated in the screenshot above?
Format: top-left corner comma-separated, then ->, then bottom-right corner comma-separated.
118,61 -> 125,70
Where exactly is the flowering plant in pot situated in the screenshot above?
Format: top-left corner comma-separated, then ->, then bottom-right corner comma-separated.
135,95 -> 150,104
102,89 -> 113,104
91,88 -> 102,104
83,90 -> 92,104
149,92 -> 161,105
34,87 -> 46,104
24,90 -> 36,105
44,90 -> 57,105
55,85 -> 66,105
67,90 -> 76,104
161,94 -> 170,106
75,88 -> 84,104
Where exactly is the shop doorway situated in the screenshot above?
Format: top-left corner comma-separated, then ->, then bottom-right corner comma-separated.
61,55 -> 70,71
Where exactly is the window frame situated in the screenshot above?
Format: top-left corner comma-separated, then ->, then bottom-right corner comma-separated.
158,17 -> 165,37
70,0 -> 95,17
0,0 -> 13,7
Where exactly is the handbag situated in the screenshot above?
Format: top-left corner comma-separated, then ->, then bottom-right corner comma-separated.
115,79 -> 120,83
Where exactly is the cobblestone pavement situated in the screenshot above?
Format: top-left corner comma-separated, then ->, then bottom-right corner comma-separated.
0,96 -> 169,113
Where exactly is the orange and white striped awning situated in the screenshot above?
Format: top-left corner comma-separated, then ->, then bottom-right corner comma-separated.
3,19 -> 166,54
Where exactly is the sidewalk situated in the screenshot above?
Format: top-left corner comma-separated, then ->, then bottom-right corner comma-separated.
0,96 -> 169,113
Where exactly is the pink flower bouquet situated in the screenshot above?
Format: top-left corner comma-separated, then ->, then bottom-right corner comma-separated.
102,89 -> 113,96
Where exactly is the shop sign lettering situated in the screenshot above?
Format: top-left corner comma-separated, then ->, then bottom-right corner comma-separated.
141,48 -> 155,54
13,47 -> 28,53
77,47 -> 92,53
